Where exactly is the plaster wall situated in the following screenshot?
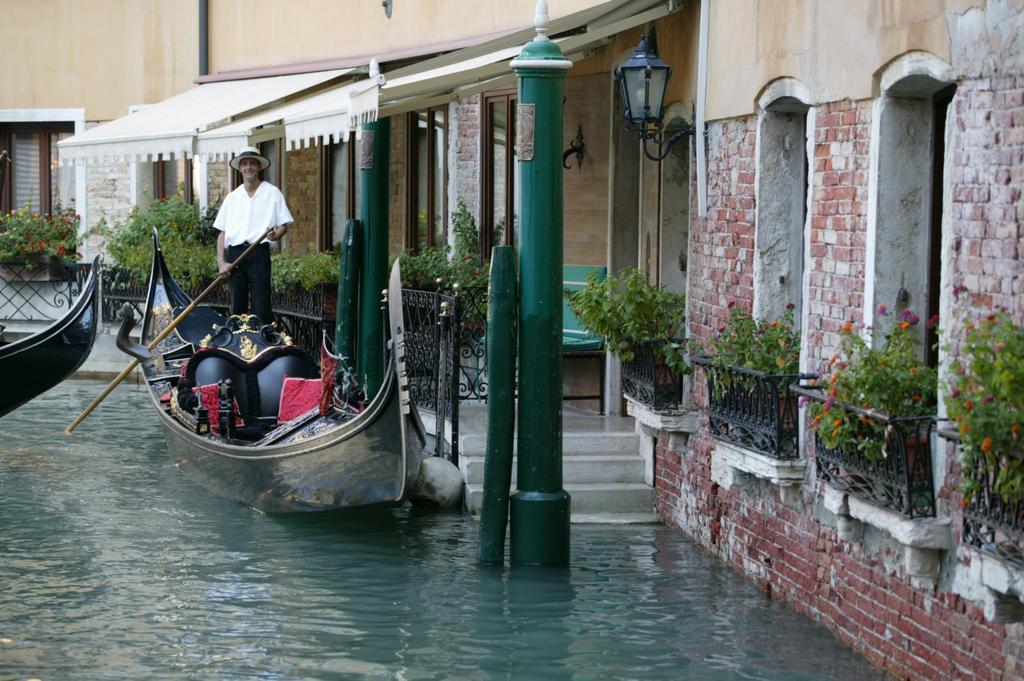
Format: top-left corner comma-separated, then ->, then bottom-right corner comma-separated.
0,0 -> 197,121
209,0 -> 605,75
705,0 -> 979,121
754,109 -> 807,324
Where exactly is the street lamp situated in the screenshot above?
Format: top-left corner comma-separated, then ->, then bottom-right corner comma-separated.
614,35 -> 695,161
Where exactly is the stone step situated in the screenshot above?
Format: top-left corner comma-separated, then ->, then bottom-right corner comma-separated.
458,430 -> 639,457
465,482 -> 655,516
460,454 -> 644,486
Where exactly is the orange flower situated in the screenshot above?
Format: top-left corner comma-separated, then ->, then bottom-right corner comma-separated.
830,374 -> 839,384
829,354 -> 840,364
961,423 -> 970,434
1013,424 -> 1021,436
964,400 -> 973,411
982,438 -> 993,453
842,321 -> 853,332
833,417 -> 842,427
899,321 -> 911,330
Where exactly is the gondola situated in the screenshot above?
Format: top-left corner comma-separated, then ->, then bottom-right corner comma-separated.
0,256 -> 101,418
120,233 -> 426,512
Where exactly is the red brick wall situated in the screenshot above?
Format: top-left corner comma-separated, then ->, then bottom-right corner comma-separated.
657,79 -> 1024,680
284,146 -> 320,253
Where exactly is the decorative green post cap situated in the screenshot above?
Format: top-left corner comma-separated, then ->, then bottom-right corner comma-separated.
510,0 -> 572,70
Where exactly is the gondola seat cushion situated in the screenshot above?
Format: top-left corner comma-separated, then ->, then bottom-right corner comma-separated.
185,346 -> 319,420
278,377 -> 322,422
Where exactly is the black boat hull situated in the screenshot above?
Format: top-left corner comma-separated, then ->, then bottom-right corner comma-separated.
0,257 -> 101,418
137,235 -> 425,512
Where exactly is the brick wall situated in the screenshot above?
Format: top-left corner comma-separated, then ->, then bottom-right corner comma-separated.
656,77 -> 1024,680
284,146 -> 320,253
806,99 -> 872,372
451,95 -> 481,233
687,117 -> 756,350
207,159 -> 230,206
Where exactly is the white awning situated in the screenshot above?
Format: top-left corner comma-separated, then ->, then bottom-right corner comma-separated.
58,69 -> 352,165
283,0 -> 674,148
195,82 -> 368,161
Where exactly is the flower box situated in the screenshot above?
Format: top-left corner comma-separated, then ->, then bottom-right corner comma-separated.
622,340 -> 685,412
795,385 -> 936,518
692,356 -> 811,459
0,258 -> 70,283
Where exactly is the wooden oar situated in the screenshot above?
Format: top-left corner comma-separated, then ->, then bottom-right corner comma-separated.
65,228 -> 275,434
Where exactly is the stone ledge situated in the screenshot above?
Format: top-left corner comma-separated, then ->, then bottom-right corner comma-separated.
712,441 -> 805,508
625,396 -> 699,435
823,484 -> 952,579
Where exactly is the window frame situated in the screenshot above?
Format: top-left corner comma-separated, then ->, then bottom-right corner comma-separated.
0,121 -> 75,215
320,132 -> 359,251
152,157 -> 193,202
405,106 -> 449,253
480,89 -> 517,258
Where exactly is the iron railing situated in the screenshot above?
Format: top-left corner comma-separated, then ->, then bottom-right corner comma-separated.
399,287 -> 461,465
622,339 -> 685,412
100,266 -> 332,350
691,356 -> 812,459
0,261 -> 92,322
946,429 -> 1024,569
793,386 -> 936,518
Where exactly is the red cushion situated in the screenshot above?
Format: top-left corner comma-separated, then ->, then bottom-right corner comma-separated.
319,341 -> 339,415
278,377 -> 322,423
195,383 -> 243,434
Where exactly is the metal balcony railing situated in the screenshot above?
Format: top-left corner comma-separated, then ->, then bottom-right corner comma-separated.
793,386 -> 936,519
691,356 -> 812,459
622,340 -> 685,412
0,261 -> 92,322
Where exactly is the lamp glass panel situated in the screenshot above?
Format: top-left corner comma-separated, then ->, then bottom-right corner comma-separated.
622,68 -> 647,123
646,67 -> 670,122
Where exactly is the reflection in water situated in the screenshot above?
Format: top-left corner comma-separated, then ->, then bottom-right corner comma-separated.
0,380 -> 890,680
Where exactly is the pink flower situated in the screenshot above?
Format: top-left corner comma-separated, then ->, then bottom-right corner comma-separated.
876,304 -> 888,316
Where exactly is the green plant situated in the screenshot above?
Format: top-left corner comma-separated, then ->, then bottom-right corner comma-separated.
947,311 -> 1024,504
0,205 -> 81,266
272,249 -> 339,292
807,307 -> 937,462
566,267 -> 688,375
707,303 -> 800,374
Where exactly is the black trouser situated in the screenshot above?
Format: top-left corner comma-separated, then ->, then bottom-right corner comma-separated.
225,242 -> 273,324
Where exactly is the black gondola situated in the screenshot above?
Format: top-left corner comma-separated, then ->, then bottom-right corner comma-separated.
122,233 -> 426,512
0,256 -> 101,418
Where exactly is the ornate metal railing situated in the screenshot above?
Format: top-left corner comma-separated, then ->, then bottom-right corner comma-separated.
691,356 -> 812,459
0,261 -> 92,322
453,284 -> 487,401
947,429 -> 1024,569
622,340 -> 685,412
793,386 -> 936,518
400,287 -> 460,464
100,266 -> 332,351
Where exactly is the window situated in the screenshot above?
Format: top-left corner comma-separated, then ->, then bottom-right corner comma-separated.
151,158 -> 193,202
0,123 -> 75,214
321,132 -> 363,250
482,91 -> 518,256
406,107 -> 447,252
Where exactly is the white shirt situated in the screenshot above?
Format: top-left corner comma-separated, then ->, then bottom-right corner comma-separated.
213,181 -> 294,246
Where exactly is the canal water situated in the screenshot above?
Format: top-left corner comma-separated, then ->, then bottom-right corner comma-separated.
0,379 -> 890,681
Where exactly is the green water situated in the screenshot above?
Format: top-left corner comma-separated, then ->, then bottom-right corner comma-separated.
0,379 -> 889,680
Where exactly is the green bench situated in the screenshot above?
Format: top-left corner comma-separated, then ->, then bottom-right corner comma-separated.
562,264 -> 607,413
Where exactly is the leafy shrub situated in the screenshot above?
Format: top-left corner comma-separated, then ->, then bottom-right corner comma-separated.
566,267 -> 687,375
706,303 -> 801,374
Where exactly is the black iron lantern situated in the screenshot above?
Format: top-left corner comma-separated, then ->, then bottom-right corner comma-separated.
614,34 -> 694,161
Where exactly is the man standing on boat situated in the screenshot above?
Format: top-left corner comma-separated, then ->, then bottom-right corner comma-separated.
214,146 -> 293,324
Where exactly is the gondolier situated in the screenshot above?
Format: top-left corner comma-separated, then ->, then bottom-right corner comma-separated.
215,146 -> 292,323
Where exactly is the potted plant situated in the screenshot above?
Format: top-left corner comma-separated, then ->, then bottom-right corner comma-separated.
0,205 -> 81,281
691,303 -> 805,458
802,306 -> 938,517
947,311 -> 1024,514
566,267 -> 687,410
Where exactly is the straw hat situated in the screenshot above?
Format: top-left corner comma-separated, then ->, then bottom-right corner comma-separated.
229,146 -> 270,171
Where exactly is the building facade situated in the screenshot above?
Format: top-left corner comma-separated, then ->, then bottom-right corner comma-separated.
3,1 -> 1023,677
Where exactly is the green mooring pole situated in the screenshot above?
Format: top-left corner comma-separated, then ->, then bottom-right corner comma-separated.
479,246 -> 518,565
357,118 -> 390,398
334,218 -> 362,363
509,4 -> 572,567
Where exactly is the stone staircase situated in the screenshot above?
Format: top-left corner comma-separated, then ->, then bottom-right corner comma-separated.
456,406 -> 658,524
